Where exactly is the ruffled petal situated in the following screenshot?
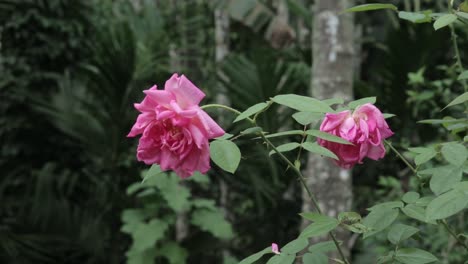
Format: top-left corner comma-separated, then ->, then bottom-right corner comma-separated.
165,73 -> 205,108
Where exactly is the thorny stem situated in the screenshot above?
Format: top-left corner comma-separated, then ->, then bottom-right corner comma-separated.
204,103 -> 350,264
439,220 -> 468,251
384,140 -> 417,174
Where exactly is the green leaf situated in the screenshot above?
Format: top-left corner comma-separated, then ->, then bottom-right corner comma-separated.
368,201 -> 404,211
348,97 -> 377,109
322,98 -> 344,106
395,248 -> 438,264
210,139 -> 241,173
191,208 -> 233,239
132,219 -> 169,252
441,143 -> 467,166
151,173 -> 191,212
302,253 -> 328,264
272,94 -> 333,113
429,165 -> 463,195
269,142 -> 300,155
363,207 -> 399,238
344,4 -> 398,13
266,254 -> 295,264
305,130 -> 352,145
457,71 -> 468,80
402,192 -> 420,204
126,248 -> 158,264
281,238 -> 309,254
398,11 -> 432,23
338,212 -> 362,225
383,113 -> 396,119
456,11 -> 468,20
302,142 -> 338,160
292,112 -> 324,125
142,164 -> 163,182
433,14 -> 457,30
158,242 -> 188,264
238,247 -> 272,264
241,126 -> 263,135
264,130 -> 303,139
308,241 -> 338,253
408,147 -> 437,166
234,102 -> 268,122
426,189 -> 468,220
443,92 -> 468,109
299,213 -> 339,238
387,224 -> 419,245
401,204 -> 435,224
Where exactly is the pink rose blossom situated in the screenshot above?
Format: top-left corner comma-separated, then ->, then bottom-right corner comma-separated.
271,243 -> 280,254
318,103 -> 393,169
128,73 -> 225,178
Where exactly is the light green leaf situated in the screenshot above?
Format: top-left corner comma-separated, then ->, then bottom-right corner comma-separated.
191,208 -> 233,239
344,4 -> 398,13
266,254 -> 295,264
402,192 -> 420,204
401,204 -> 435,224
458,71 -> 468,80
281,238 -> 309,254
387,224 -> 419,245
456,11 -> 468,20
238,247 -> 272,264
441,143 -> 467,166
126,248 -> 158,264
322,98 -> 344,106
306,130 -> 352,145
398,11 -> 432,23
408,147 -> 437,166
158,242 -> 188,264
234,102 -> 268,122
269,142 -> 300,155
302,253 -> 328,264
302,142 -> 338,160
292,112 -> 324,125
383,113 -> 396,119
367,201 -> 404,211
272,94 -> 333,113
264,130 -> 303,139
395,248 -> 438,264
429,165 -> 463,195
338,212 -> 362,224
152,173 -> 190,212
426,189 -> 468,220
443,92 -> 468,110
241,126 -> 263,135
142,164 -> 163,182
210,139 -> 241,173
308,241 -> 338,253
299,213 -> 339,238
348,97 -> 377,109
433,14 -> 457,30
132,219 -> 169,252
363,207 -> 399,238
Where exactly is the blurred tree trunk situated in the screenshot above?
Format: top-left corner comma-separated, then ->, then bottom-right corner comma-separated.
301,0 -> 355,258
214,5 -> 232,261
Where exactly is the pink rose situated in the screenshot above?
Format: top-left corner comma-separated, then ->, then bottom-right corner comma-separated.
128,73 -> 225,178
318,103 -> 393,169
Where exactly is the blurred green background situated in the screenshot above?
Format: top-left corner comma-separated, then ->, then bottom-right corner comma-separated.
0,0 -> 466,263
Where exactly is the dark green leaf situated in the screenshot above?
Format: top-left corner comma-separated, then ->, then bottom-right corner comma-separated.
401,204 -> 435,224
429,165 -> 463,195
266,254 -> 295,264
241,126 -> 263,135
299,213 -> 339,238
302,253 -> 328,264
363,207 -> 399,238
281,238 -> 309,254
158,242 -> 188,264
292,112 -> 324,125
348,97 -> 377,109
269,142 -> 300,155
308,241 -> 338,253
264,130 -> 303,139
402,192 -> 420,204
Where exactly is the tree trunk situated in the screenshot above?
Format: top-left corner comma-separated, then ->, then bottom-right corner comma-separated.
215,6 -> 232,262
301,0 -> 355,258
